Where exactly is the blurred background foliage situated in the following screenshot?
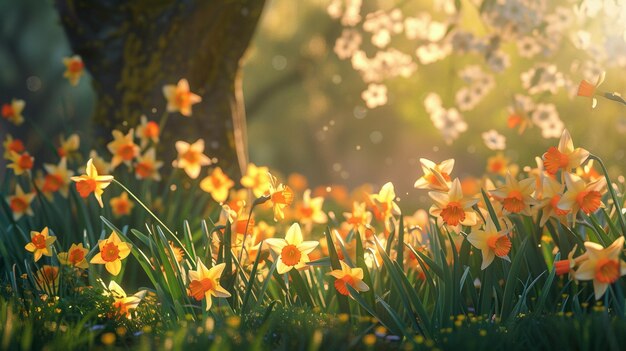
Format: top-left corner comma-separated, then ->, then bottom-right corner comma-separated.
1,0 -> 625,209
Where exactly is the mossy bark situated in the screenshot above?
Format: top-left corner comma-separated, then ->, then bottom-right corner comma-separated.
55,0 -> 265,177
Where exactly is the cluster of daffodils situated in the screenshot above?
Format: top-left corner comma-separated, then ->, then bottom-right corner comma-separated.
414,128 -> 626,300
23,226 -> 145,317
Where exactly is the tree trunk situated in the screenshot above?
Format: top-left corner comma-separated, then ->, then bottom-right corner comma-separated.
55,0 -> 265,177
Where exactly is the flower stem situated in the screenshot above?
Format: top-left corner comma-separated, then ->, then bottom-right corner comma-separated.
113,179 -> 192,259
589,155 -> 626,236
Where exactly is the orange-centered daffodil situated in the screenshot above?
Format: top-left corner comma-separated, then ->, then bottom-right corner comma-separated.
57,243 -> 89,269
187,259 -> 231,311
200,167 -> 234,203
163,78 -> 202,117
414,158 -> 454,191
466,217 -> 511,270
265,223 -> 319,274
328,260 -> 369,296
542,129 -> 589,176
490,173 -> 536,215
429,178 -> 478,227
25,227 -> 56,262
90,232 -> 132,276
172,139 -> 211,179
71,158 -> 114,208
574,236 -> 626,300
558,172 -> 606,216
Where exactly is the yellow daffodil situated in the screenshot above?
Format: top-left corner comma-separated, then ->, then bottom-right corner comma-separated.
104,280 -> 147,319
558,172 -> 606,216
57,133 -> 80,159
533,175 -> 569,227
62,55 -> 84,86
575,236 -> 626,300
57,243 -> 89,269
240,163 -> 271,198
328,260 -> 369,296
343,202 -> 373,236
490,173 -> 536,215
135,115 -> 160,148
369,182 -> 401,233
297,189 -> 328,226
173,139 -> 211,179
163,78 -> 202,117
134,148 -> 163,181
268,174 -> 294,221
3,134 -> 25,159
542,129 -> 589,175
41,158 -> 74,199
90,232 -> 132,276
414,158 -> 454,191
7,184 -> 35,220
107,129 -> 140,169
187,260 -> 231,311
25,227 -> 56,262
200,167 -> 234,203
577,71 -> 605,109
7,151 -> 34,176
486,152 -> 512,176
110,192 -> 134,217
1,99 -> 25,125
429,178 -> 478,227
265,223 -> 318,274
466,217 -> 511,270
71,158 -> 114,208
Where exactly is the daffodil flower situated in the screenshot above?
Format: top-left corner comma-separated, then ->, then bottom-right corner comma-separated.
240,163 -> 271,198
134,148 -> 163,181
41,158 -> 74,199
200,167 -> 234,203
7,151 -> 34,176
558,172 -> 606,217
1,99 -> 25,125
414,158 -> 454,191
575,236 -> 626,300
577,71 -> 605,108
104,280 -> 147,319
90,232 -> 132,276
107,129 -> 140,169
110,192 -> 134,217
369,182 -> 401,234
328,260 -> 369,296
429,178 -> 478,227
71,158 -> 114,208
265,223 -> 318,274
466,217 -> 511,270
25,227 -> 56,262
490,173 -> 536,215
268,174 -> 294,222
534,176 -> 569,227
187,260 -> 231,311
57,243 -> 89,269
297,189 -> 328,227
343,202 -> 373,236
7,184 -> 35,220
163,78 -> 202,117
542,129 -> 589,175
135,115 -> 160,148
63,55 -> 84,86
172,139 -> 211,179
